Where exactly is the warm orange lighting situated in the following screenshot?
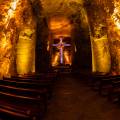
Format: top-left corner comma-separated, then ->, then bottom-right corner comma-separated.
47,41 -> 50,51
52,52 -> 59,66
49,17 -> 72,38
111,2 -> 120,29
5,0 -> 19,28
0,33 -> 7,49
106,1 -> 120,74
64,51 -> 71,65
0,0 -> 36,77
75,46 -> 77,52
16,28 -> 35,75
0,32 -> 12,78
10,0 -> 19,10
0,58 -> 11,77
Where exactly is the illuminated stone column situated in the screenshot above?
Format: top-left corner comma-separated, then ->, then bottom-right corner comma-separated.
85,0 -> 111,74
15,0 -> 36,75
16,28 -> 36,75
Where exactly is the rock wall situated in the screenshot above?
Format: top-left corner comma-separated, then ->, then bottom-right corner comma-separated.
0,0 -> 36,77
0,0 -> 19,77
85,0 -> 111,74
105,0 -> 120,74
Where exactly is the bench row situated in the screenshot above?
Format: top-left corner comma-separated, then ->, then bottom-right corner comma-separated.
90,74 -> 120,102
0,72 -> 58,120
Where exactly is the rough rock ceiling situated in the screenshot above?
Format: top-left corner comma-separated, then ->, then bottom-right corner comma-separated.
40,0 -> 86,38
40,0 -> 83,17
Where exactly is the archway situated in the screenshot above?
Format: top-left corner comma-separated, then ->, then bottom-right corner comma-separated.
35,0 -> 92,73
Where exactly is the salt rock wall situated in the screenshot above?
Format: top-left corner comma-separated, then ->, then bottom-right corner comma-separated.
0,0 -> 36,77
85,0 -> 111,74
92,35 -> 111,73
105,0 -> 120,74
0,0 -> 19,78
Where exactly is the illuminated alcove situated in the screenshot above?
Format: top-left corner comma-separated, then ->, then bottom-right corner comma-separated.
48,16 -> 74,67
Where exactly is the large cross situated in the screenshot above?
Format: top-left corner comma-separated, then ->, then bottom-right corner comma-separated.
52,37 -> 71,64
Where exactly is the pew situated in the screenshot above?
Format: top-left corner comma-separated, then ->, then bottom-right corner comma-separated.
3,75 -> 55,99
90,73 -> 113,91
0,82 -> 47,120
12,72 -> 58,98
91,73 -> 120,101
106,78 -> 120,102
90,73 -> 106,90
96,75 -> 120,96
0,73 -> 57,120
20,72 -> 58,81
